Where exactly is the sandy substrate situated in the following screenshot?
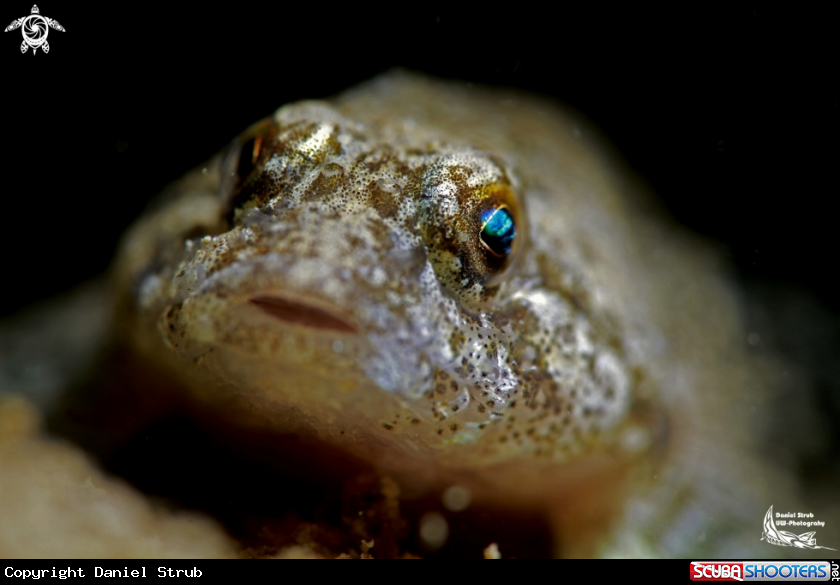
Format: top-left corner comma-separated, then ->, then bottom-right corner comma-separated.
0,394 -> 236,558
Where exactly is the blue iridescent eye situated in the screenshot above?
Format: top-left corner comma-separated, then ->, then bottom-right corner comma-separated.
480,206 -> 516,257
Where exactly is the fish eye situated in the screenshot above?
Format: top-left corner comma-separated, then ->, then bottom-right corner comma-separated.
221,118 -> 277,187
220,118 -> 279,225
235,135 -> 264,182
221,118 -> 276,190
479,206 -> 516,258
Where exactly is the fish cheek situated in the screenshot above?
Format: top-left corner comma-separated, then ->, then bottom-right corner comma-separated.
422,229 -> 487,307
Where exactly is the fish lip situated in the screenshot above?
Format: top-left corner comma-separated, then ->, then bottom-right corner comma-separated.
249,293 -> 359,334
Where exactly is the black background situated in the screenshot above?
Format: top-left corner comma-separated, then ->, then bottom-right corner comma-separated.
2,5 -> 837,317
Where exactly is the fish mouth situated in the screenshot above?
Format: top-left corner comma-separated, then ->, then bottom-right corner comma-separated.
249,294 -> 358,334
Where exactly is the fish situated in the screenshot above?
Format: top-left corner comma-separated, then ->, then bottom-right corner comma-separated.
1,71 -> 832,558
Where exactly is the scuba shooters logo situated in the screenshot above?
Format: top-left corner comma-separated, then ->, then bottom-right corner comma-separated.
761,505 -> 837,551
690,561 -> 836,581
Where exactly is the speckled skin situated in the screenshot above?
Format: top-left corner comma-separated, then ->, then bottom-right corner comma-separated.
112,71 -> 794,557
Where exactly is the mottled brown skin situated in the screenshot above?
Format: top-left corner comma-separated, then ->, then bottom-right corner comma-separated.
111,72 -> 796,557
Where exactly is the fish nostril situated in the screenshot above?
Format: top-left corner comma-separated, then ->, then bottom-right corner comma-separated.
249,296 -> 358,334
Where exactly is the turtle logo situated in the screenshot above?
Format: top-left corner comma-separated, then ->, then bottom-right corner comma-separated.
4,5 -> 64,54
761,505 -> 836,550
